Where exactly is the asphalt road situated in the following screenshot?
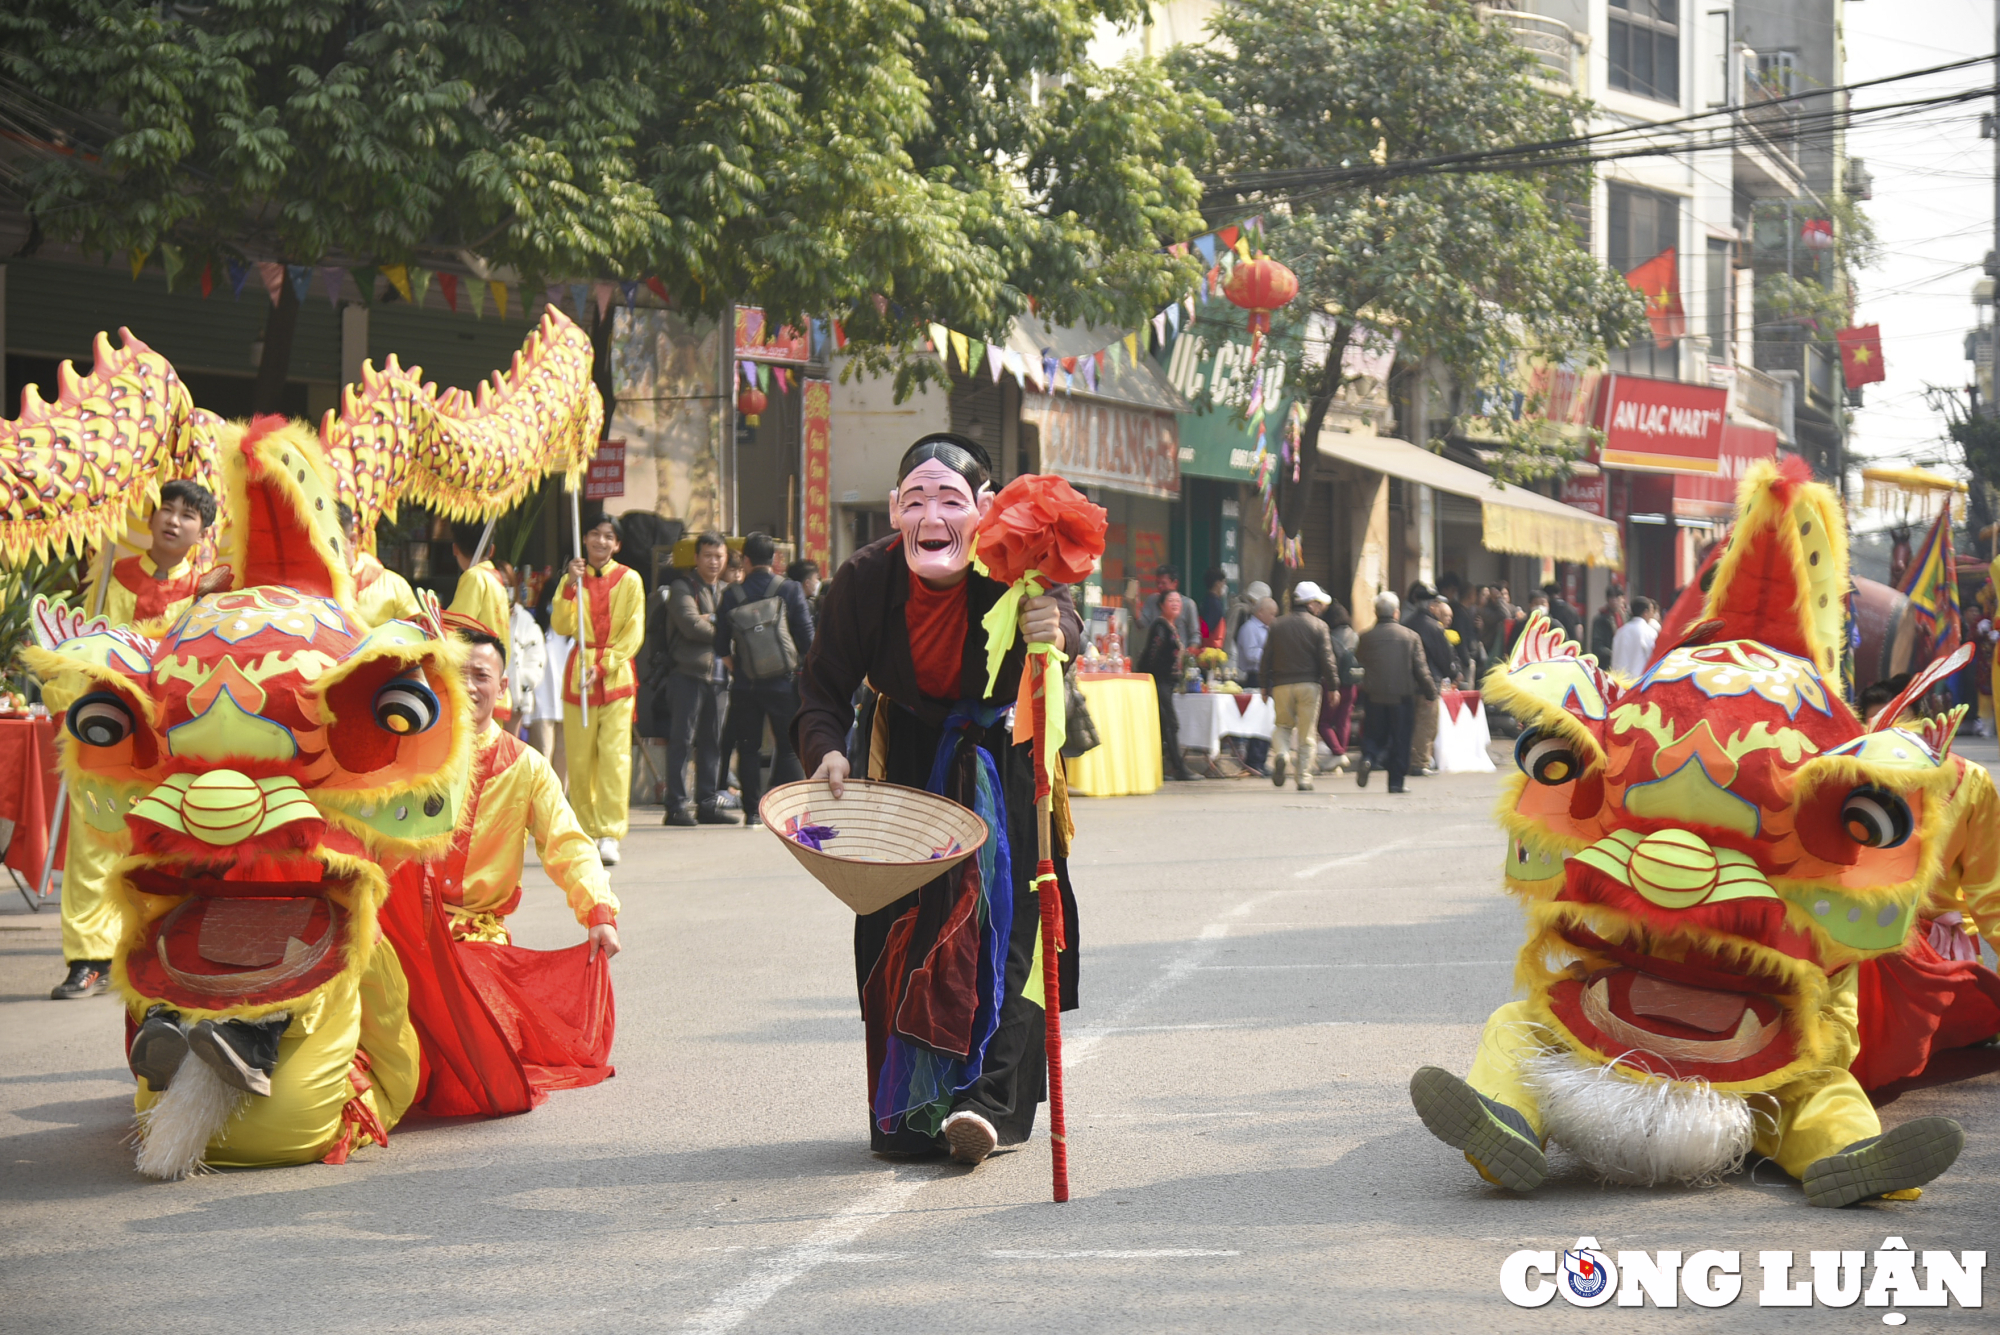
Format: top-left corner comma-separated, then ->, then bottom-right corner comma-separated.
3,759 -> 1996,1332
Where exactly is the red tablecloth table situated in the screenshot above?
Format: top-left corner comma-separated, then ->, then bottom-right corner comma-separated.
0,716 -> 65,891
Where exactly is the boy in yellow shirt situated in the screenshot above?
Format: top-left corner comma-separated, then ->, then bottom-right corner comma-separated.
54,480 -> 227,999
549,515 -> 644,866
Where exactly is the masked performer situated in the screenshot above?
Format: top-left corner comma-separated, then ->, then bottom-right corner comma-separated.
339,502 -> 420,629
1411,458 -> 1982,1208
52,480 -> 228,1000
795,434 -> 1082,1165
549,515 -> 645,866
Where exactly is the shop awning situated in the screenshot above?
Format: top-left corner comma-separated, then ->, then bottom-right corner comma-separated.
1316,433 -> 1623,570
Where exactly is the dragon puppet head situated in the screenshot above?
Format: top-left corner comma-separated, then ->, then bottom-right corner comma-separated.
26,417 -> 470,1021
1486,456 -> 1971,1094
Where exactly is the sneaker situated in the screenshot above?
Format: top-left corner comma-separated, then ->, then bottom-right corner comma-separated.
1270,754 -> 1287,787
129,1006 -> 189,1093
714,791 -> 742,811
942,1109 -> 999,1166
1355,757 -> 1371,788
696,806 -> 740,825
1409,1066 -> 1546,1192
1802,1117 -> 1965,1208
745,813 -> 763,829
597,837 -> 621,866
187,1014 -> 290,1098
1296,777 -> 1314,792
50,959 -> 108,1000
665,808 -> 698,827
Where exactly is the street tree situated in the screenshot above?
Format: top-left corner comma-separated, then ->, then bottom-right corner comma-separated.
1174,0 -> 1645,559
1,0 -> 1215,406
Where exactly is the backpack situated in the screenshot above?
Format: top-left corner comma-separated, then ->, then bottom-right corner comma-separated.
727,580 -> 800,682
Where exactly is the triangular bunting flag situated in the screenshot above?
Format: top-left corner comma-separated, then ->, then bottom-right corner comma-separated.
1094,349 -> 1107,378
1195,235 -> 1217,268
594,280 -> 616,321
257,262 -> 286,305
1169,242 -> 1187,258
1217,225 -> 1241,251
1235,236 -> 1253,262
129,247 -> 150,280
1185,296 -> 1196,323
950,330 -> 970,374
1080,358 -> 1098,393
1005,348 -> 1028,388
965,340 -> 984,378
1124,332 -> 1140,364
467,275 -> 486,318
775,367 -> 791,394
350,265 -> 376,307
410,266 -> 433,308
1153,312 -> 1168,344
439,272 -> 458,312
287,264 -> 313,302
160,244 -> 184,291
569,282 -> 590,319
1168,304 -> 1182,334
490,281 -> 508,319
545,282 -> 566,312
834,320 -> 848,350
757,362 -> 770,391
927,322 -> 950,357
383,264 -> 413,303
987,343 -> 1005,383
227,260 -> 250,297
200,263 -> 214,299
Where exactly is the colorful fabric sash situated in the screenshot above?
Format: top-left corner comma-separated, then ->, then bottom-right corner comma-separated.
872,701 -> 1015,1137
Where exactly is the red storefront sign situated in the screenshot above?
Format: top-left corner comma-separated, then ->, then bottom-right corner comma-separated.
734,306 -> 810,363
1559,473 -> 1608,517
1673,423 -> 1778,518
1594,373 -> 1729,474
802,379 -> 832,568
583,439 -> 625,500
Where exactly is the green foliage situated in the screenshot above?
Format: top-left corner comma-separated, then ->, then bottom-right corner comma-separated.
1,0 -> 1215,365
0,557 -> 82,697
1174,0 -> 1645,485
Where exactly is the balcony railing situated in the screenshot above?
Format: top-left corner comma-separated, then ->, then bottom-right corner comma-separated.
1733,363 -> 1788,436
1478,6 -> 1584,90
1738,71 -> 1803,180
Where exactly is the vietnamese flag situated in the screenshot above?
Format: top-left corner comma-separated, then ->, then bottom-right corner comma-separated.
1838,324 -> 1886,388
1625,246 -> 1685,349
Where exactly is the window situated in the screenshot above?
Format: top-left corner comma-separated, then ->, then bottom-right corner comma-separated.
1607,183 -> 1680,274
1706,238 -> 1733,362
1756,50 -> 1799,97
1609,0 -> 1680,104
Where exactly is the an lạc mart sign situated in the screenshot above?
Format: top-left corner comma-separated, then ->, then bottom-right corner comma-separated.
1594,373 -> 1730,475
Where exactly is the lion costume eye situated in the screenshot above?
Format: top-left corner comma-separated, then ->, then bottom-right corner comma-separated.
1841,786 -> 1911,849
68,692 -> 135,747
372,676 -> 440,735
1515,728 -> 1580,786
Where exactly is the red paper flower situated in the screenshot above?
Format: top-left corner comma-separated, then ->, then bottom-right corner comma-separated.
974,474 -> 1108,587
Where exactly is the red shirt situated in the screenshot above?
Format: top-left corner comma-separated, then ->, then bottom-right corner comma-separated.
906,570 -> 968,699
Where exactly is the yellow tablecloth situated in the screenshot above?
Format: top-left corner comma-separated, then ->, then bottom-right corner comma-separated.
1064,675 -> 1162,797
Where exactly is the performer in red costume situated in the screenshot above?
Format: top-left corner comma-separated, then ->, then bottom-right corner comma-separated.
795,434 -> 1082,1165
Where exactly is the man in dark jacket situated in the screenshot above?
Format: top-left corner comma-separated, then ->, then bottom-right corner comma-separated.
658,531 -> 734,825
1542,581 -> 1583,643
1405,594 -> 1456,775
1137,591 -> 1197,781
716,532 -> 815,827
1589,590 -> 1627,663
1354,592 -> 1438,794
1260,581 -> 1342,791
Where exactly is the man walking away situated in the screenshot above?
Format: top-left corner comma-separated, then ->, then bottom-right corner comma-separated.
1137,590 -> 1198,781
1609,595 -> 1661,680
1541,581 -> 1583,642
1589,590 -> 1627,664
1260,582 -> 1341,792
1237,595 -> 1278,773
661,531 -> 736,825
716,532 -> 815,827
1354,592 -> 1438,795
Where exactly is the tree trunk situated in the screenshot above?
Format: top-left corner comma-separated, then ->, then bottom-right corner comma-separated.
590,299 -> 618,440
252,273 -> 301,415
1269,319 -> 1354,591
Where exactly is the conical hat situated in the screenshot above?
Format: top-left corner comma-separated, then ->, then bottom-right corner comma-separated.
760,779 -> 990,915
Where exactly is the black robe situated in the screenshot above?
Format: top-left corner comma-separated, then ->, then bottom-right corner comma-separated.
795,534 -> 1082,1153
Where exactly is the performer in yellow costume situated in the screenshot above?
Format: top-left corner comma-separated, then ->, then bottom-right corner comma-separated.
52,480 -> 226,1000
339,502 -> 420,628
448,521 -> 514,665
549,515 -> 643,866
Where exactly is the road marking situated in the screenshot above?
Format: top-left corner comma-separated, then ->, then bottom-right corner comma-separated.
682,1168 -> 941,1333
1197,959 -> 1514,970
989,1249 -> 1241,1259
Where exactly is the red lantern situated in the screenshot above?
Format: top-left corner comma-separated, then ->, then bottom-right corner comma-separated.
1223,254 -> 1299,359
737,384 -> 767,426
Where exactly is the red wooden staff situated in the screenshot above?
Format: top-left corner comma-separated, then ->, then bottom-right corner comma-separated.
971,474 -> 1106,1203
